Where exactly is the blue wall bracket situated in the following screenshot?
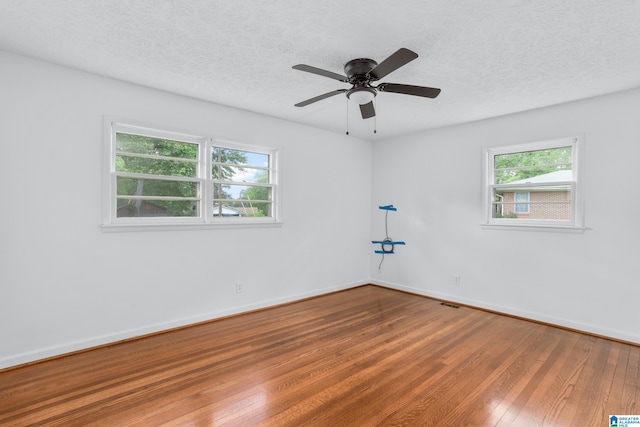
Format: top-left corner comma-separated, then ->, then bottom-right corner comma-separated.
378,205 -> 397,211
372,205 -> 405,269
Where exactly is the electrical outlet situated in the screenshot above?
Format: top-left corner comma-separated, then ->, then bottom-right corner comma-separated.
454,275 -> 461,286
236,282 -> 243,293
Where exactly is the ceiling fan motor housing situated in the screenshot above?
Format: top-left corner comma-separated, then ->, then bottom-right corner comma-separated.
344,58 -> 378,82
344,58 -> 378,104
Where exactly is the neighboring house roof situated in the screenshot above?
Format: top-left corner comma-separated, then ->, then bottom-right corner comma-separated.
234,206 -> 260,215
509,170 -> 572,185
213,205 -> 241,216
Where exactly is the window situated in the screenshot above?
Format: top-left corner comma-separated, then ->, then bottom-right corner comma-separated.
483,136 -> 584,230
514,192 -> 530,214
211,146 -> 273,218
104,120 -> 278,229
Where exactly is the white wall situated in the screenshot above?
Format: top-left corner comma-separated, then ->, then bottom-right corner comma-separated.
2,50 -> 638,370
371,88 -> 640,343
0,52 -> 372,369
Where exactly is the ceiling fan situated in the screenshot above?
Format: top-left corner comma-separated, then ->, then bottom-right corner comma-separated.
292,48 -> 441,120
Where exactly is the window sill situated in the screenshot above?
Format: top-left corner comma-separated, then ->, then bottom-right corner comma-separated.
101,220 -> 283,233
480,223 -> 588,234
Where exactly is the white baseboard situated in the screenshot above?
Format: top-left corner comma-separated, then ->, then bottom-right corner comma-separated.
372,279 -> 640,345
4,279 -> 636,370
0,280 -> 366,370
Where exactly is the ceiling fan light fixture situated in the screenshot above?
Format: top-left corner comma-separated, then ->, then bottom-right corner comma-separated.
347,87 -> 376,105
293,48 -> 441,122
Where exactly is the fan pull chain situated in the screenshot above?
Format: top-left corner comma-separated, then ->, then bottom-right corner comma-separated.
346,98 -> 349,135
374,97 -> 377,134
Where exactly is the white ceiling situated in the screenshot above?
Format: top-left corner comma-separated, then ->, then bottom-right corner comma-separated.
2,0 -> 640,140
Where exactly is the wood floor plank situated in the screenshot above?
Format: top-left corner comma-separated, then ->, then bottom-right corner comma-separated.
623,343 -> 640,412
0,285 -> 638,426
603,344 -> 632,420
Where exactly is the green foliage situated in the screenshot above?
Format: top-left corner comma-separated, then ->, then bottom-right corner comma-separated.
115,133 -> 249,217
238,171 -> 269,217
116,133 -> 198,176
212,147 -> 249,181
494,211 -> 518,219
494,146 -> 571,184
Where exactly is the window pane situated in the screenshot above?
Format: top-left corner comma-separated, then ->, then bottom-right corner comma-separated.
214,184 -> 272,201
116,155 -> 197,177
210,146 -> 273,219
212,166 -> 269,183
117,199 -> 198,218
212,147 -> 269,168
117,177 -> 198,198
213,183 -> 273,218
493,186 -> 571,220
212,201 -> 272,217
494,146 -> 572,184
116,133 -> 197,159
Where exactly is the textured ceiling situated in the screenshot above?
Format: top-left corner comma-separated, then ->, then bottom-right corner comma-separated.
1,0 -> 640,140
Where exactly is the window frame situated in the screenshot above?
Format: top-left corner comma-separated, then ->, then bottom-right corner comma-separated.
482,136 -> 586,232
102,118 -> 280,231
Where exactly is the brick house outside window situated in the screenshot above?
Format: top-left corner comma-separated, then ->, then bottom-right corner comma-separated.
494,170 -> 572,220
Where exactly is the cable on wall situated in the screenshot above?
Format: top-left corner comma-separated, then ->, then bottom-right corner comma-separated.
372,205 -> 405,270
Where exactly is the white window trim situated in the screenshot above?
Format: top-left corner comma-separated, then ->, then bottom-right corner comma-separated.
101,117 -> 281,232
481,136 -> 587,233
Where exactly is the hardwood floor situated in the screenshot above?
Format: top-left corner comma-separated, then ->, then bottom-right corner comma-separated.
1,285 -> 638,426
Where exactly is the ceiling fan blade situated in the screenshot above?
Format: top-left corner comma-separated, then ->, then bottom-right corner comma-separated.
292,64 -> 348,82
359,101 -> 376,119
294,89 -> 347,107
369,48 -> 418,80
377,83 -> 441,98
